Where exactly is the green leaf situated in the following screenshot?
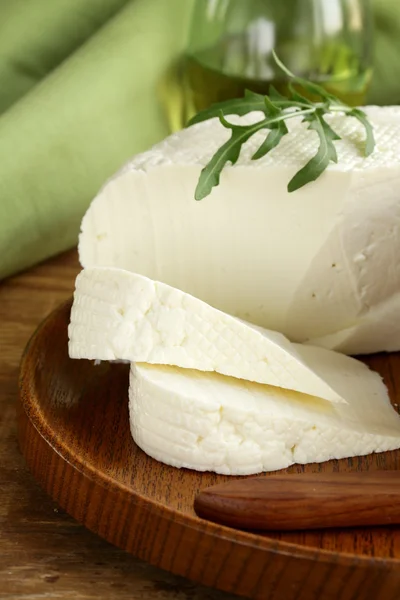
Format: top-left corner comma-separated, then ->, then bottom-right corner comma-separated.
287,82 -> 314,106
288,112 -> 340,192
195,118 -> 265,200
318,113 -> 342,144
269,85 -> 287,101
296,79 -> 337,102
243,89 -> 266,102
252,120 -> 289,160
263,94 -> 281,116
188,90 -> 265,127
218,111 -> 239,130
348,108 -> 375,156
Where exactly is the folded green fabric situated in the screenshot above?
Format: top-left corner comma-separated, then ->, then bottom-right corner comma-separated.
0,0 -> 399,280
0,0 -> 131,114
0,0 -> 193,280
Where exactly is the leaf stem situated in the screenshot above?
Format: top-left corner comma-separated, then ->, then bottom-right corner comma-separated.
221,107 -> 316,131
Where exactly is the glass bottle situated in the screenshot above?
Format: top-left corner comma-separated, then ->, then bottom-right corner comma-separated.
165,0 -> 373,130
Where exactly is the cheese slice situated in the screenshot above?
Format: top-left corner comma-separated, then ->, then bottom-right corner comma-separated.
78,106 -> 400,355
68,266 -> 351,403
129,355 -> 400,475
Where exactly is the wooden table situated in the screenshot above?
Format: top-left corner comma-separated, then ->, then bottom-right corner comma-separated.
0,249 -> 235,600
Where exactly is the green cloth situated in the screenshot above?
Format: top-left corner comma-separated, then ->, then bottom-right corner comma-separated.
0,0 -> 398,280
0,0 -> 131,114
0,0 -> 193,280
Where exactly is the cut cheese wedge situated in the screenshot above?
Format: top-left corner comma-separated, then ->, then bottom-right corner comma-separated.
70,266 -> 368,404
129,357 -> 400,475
78,107 -> 400,355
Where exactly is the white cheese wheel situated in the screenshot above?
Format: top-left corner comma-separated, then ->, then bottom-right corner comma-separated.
129,355 -> 400,475
68,266 -> 346,402
78,106 -> 400,355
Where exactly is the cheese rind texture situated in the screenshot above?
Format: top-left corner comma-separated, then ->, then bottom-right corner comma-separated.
129,360 -> 400,475
68,266 -> 348,403
78,107 -> 400,355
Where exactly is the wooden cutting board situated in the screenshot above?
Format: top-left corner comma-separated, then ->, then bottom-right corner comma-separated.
17,300 -> 400,600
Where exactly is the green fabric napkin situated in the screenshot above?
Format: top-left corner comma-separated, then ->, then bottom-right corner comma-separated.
0,0 -> 131,114
0,0 -> 193,280
0,0 -> 399,280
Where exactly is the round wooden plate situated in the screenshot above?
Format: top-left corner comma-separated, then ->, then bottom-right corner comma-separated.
18,301 -> 400,600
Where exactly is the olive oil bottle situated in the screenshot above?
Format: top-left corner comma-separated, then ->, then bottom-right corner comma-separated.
189,46 -> 370,106
160,0 -> 373,132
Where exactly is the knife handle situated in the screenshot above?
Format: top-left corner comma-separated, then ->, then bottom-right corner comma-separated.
194,471 -> 400,531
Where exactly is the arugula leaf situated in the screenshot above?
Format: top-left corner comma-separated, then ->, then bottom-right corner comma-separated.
348,108 -> 375,156
288,111 -> 340,192
189,51 -> 375,199
269,85 -> 287,101
252,96 -> 289,160
252,122 -> 289,161
195,113 -> 271,200
188,90 -> 266,126
287,82 -> 314,106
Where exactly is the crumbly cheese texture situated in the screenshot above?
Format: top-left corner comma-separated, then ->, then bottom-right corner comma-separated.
78,107 -> 400,355
129,357 -> 400,475
68,266 -> 350,402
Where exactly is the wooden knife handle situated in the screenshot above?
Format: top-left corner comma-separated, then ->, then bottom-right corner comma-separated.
194,471 -> 400,530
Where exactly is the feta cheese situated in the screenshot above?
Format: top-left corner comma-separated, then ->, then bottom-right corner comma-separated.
78,106 -> 400,355
130,356 -> 400,475
69,266 -> 383,404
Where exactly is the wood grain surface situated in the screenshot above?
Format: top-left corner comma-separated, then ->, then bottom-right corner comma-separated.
194,471 -> 400,530
0,250 -> 234,600
16,271 -> 400,600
